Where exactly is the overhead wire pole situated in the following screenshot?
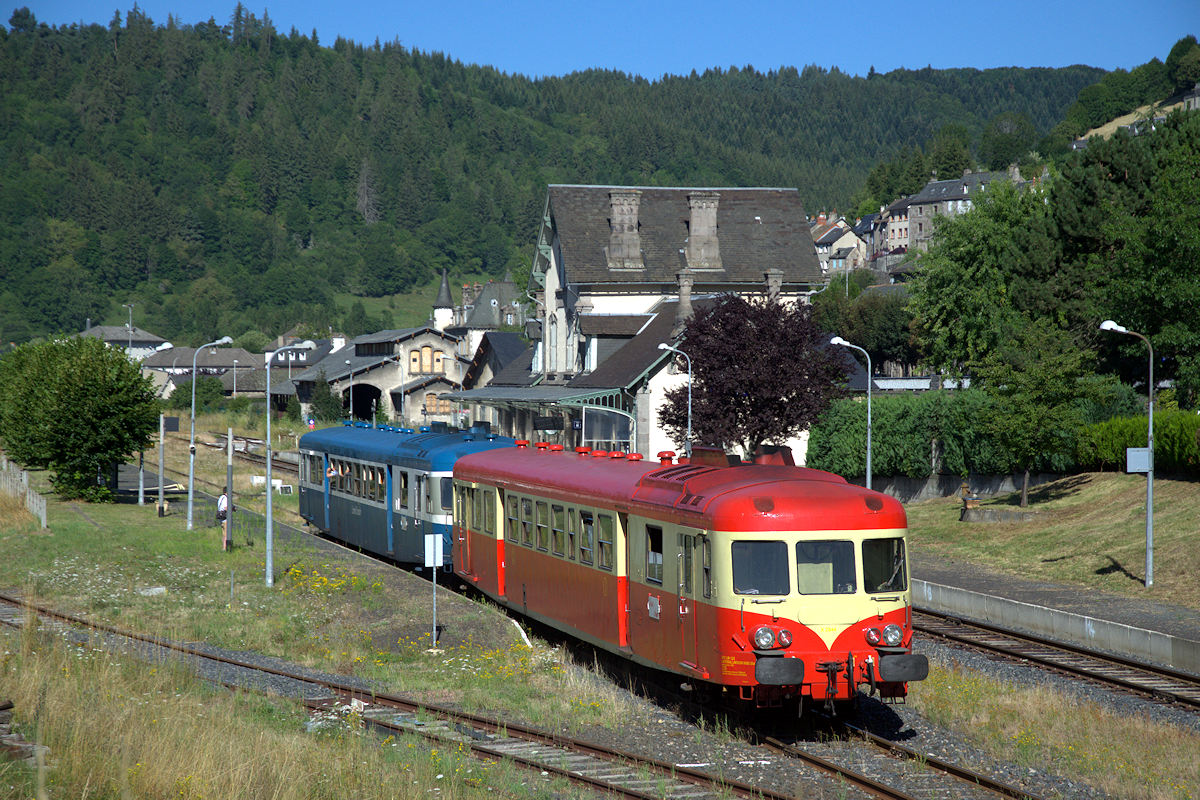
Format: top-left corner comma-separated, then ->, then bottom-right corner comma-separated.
187,336 -> 233,531
266,341 -> 315,587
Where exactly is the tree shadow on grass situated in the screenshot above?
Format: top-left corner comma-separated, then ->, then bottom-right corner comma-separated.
1095,556 -> 1143,585
995,474 -> 1093,507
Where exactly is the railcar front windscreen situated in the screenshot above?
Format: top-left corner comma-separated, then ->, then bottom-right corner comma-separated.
863,537 -> 908,593
795,540 -> 856,595
731,541 -> 789,595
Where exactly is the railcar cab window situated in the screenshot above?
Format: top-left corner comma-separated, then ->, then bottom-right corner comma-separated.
597,514 -> 615,571
795,540 -> 856,594
521,498 -> 534,546
551,505 -> 566,555
468,486 -> 481,529
535,501 -> 550,551
440,477 -> 454,511
397,471 -> 409,509
483,491 -> 496,535
646,525 -> 664,584
567,508 -> 578,559
863,537 -> 908,593
505,495 -> 519,541
579,510 -> 594,564
732,541 -> 789,595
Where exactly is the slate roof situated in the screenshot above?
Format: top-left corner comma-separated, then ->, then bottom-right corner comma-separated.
578,314 -> 653,336
852,213 -> 879,237
141,346 -> 255,370
459,280 -> 523,329
568,302 -> 681,390
908,171 -> 1007,205
482,344 -> 538,387
79,325 -> 167,345
544,185 -> 821,286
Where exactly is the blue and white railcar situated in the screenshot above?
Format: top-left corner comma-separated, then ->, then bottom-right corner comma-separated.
298,422 -> 513,566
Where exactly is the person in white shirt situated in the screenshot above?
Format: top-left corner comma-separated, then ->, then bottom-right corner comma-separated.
217,488 -> 230,551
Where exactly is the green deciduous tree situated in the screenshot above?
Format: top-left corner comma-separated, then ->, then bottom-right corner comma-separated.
0,336 -> 160,500
979,111 -> 1037,169
970,317 -> 1093,506
165,375 -> 224,412
308,369 -> 342,421
658,294 -> 850,457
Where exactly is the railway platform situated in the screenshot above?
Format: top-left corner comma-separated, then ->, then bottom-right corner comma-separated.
912,552 -> 1200,677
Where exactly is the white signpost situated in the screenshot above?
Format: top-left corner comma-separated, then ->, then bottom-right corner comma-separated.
424,534 -> 443,650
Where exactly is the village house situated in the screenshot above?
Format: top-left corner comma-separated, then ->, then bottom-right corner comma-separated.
446,184 -> 824,456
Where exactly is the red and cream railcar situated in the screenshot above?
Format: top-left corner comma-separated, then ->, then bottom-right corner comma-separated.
452,442 -> 928,711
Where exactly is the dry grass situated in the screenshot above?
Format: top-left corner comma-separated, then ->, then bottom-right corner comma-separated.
905,472 -> 1200,609
0,622 -> 578,799
914,660 -> 1200,800
0,492 -> 38,536
1083,96 -> 1193,140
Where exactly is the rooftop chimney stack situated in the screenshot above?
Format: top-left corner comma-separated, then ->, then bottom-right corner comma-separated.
607,189 -> 644,269
685,192 -> 721,269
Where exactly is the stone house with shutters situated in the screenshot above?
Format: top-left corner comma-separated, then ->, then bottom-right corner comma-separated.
293,326 -> 466,428
447,184 -> 824,457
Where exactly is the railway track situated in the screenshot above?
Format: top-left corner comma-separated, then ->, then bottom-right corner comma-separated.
0,591 -> 1048,800
914,607 -> 1200,709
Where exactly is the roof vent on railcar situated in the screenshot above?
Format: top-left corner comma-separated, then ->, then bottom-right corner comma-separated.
752,445 -> 795,466
689,446 -> 737,467
657,451 -> 675,465
575,447 -> 592,456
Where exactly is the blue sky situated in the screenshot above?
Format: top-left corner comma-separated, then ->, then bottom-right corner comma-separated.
28,0 -> 1200,80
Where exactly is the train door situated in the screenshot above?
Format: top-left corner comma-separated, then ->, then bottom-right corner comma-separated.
617,512 -> 630,649
455,484 -> 473,576
677,531 -> 700,671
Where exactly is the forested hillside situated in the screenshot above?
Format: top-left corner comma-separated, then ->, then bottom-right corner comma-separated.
0,6 -> 1104,346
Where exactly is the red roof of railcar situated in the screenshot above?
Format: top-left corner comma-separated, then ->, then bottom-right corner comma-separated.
454,446 -> 905,532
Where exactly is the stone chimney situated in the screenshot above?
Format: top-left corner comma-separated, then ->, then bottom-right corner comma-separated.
685,192 -> 721,268
764,269 -> 783,300
673,269 -> 695,336
606,189 -> 643,269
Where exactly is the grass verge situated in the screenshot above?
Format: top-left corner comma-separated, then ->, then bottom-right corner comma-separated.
913,659 -> 1200,800
906,472 -> 1200,610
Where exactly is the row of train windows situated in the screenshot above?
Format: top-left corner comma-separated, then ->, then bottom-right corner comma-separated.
455,486 -> 615,570
304,455 -> 452,512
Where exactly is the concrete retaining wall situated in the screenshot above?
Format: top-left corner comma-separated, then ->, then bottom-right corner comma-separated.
914,579 -> 1200,678
846,472 -> 1062,503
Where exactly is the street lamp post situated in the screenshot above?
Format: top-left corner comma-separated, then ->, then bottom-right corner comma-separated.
831,336 -> 872,491
657,343 -> 693,457
1100,319 -> 1154,587
232,360 -> 238,397
266,341 -> 315,587
187,336 -> 233,531
122,303 -> 134,355
345,359 -> 353,420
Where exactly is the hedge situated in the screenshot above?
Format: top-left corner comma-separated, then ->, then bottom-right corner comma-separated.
806,390 -> 1200,480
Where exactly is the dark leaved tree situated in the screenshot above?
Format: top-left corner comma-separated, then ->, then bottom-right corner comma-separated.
658,294 -> 851,458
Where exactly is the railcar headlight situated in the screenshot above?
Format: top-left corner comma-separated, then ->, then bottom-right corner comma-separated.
777,628 -> 793,648
752,626 -> 776,649
864,627 -> 883,646
883,624 -> 904,647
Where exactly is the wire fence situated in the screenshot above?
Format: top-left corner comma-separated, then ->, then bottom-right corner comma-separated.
0,454 -> 48,528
